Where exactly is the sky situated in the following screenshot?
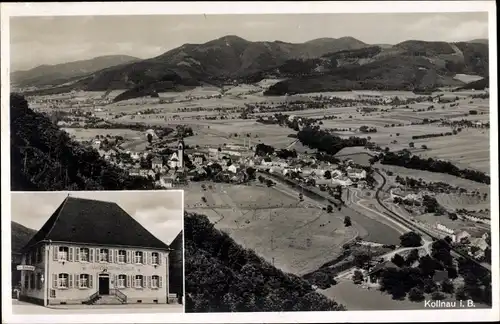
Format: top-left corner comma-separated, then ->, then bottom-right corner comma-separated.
11,191 -> 183,245
9,12 -> 489,71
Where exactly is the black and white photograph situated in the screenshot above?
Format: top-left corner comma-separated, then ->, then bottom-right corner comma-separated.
1,1 -> 498,323
10,191 -> 184,314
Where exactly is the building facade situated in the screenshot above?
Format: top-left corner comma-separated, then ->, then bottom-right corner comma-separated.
17,196 -> 172,306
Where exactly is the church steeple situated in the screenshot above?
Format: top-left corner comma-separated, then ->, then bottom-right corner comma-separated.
177,139 -> 184,168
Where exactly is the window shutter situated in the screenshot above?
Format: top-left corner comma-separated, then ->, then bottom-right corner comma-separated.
68,274 -> 73,288
89,249 -> 94,262
115,250 -> 119,263
53,246 -> 58,261
89,275 -> 93,288
109,249 -> 113,263
75,274 -> 79,288
144,252 -> 147,265
97,248 -> 101,262
69,247 -> 74,262
114,274 -> 117,288
148,252 -> 152,265
52,274 -> 58,288
159,276 -> 162,288
76,248 -> 80,262
147,276 -> 151,288
126,275 -> 130,288
126,251 -> 131,264
158,253 -> 161,265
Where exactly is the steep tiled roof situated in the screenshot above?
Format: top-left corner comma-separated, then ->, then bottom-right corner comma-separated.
22,197 -> 169,251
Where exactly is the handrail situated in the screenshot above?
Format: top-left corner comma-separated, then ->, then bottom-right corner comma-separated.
85,291 -> 99,304
110,288 -> 127,303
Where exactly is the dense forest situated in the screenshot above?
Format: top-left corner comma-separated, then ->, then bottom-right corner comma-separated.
297,126 -> 368,155
184,213 -> 345,312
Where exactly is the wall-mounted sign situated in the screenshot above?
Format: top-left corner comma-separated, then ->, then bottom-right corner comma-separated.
83,264 -> 135,271
16,265 -> 35,271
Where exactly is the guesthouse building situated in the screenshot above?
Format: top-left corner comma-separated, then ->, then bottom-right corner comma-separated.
17,196 -> 172,306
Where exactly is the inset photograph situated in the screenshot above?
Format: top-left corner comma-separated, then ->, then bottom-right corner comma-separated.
10,190 -> 184,314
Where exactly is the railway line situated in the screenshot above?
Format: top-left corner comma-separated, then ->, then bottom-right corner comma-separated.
373,168 -> 491,272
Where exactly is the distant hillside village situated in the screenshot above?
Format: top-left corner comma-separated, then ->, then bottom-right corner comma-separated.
72,125 -> 372,192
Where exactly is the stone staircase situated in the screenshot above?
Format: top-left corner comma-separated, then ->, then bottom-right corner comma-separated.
93,295 -> 125,305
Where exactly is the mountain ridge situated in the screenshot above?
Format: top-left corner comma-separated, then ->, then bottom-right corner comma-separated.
12,55 -> 141,88
18,36 -> 489,99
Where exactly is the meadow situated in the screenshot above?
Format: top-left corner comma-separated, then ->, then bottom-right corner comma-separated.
184,183 -> 359,275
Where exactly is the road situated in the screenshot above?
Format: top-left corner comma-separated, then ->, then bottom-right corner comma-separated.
349,188 -> 411,235
11,300 -> 184,314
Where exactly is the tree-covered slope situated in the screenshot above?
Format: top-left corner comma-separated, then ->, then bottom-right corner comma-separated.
10,93 -> 155,191
184,212 -> 345,312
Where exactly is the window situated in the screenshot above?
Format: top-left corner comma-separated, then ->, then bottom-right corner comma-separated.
79,248 -> 89,262
151,252 -> 159,265
58,274 -> 69,288
36,246 -> 43,263
134,275 -> 144,288
99,249 -> 109,262
135,251 -> 143,264
151,275 -> 159,288
58,246 -> 69,261
118,250 -> 126,263
30,273 -> 36,289
117,275 -> 126,288
79,274 -> 90,288
37,273 -> 42,290
24,274 -> 29,289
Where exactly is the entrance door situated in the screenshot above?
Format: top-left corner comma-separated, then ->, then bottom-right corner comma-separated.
98,276 -> 109,295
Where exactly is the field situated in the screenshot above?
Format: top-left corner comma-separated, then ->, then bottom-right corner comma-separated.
184,183 -> 359,275
436,192 -> 490,212
74,87 -> 490,173
414,129 -> 490,173
184,178 -> 404,275
379,164 -> 490,193
315,96 -> 490,172
187,120 -> 297,148
62,127 -> 144,141
61,127 -> 152,152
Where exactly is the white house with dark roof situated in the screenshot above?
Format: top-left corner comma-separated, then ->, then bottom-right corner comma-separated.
17,197 -> 172,306
151,157 -> 163,170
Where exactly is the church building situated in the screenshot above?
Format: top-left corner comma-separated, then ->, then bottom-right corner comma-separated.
168,140 -> 185,169
17,196 -> 172,306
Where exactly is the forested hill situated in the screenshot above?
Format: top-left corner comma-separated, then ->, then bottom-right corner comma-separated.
10,93 -> 155,191
184,213 -> 345,312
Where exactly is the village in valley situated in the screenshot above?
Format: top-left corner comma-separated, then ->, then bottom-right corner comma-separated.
22,81 -> 492,309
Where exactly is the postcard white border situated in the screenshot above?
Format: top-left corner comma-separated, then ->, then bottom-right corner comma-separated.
1,1 -> 498,323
